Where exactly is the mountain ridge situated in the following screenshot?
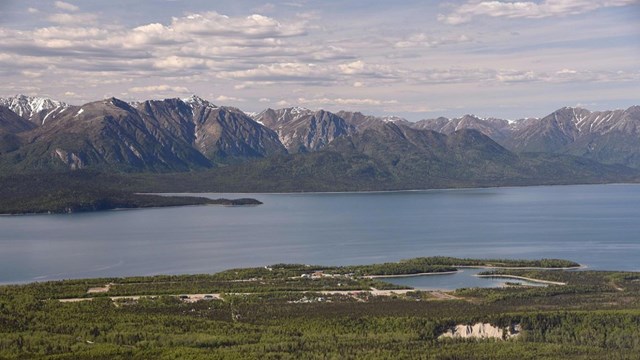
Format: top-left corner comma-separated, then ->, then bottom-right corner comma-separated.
0,96 -> 286,172
1,94 -> 638,185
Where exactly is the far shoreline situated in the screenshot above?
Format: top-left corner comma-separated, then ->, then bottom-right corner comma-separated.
154,182 -> 639,197
0,197 -> 262,217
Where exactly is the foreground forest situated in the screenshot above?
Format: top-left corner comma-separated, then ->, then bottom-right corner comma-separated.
1,257 -> 639,359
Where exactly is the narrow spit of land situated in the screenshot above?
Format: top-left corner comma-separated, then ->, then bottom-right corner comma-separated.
45,257 -> 578,302
0,171 -> 263,214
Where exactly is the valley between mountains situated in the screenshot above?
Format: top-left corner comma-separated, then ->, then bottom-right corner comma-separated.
0,94 -> 639,213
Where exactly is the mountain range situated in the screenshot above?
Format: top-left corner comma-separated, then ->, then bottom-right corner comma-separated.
0,95 -> 285,172
0,94 -> 638,192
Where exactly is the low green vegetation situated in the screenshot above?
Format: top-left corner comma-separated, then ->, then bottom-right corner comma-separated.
2,258 -> 639,359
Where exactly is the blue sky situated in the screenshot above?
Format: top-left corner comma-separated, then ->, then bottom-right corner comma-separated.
0,0 -> 638,120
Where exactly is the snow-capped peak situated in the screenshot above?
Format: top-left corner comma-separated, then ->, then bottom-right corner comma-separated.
182,95 -> 216,108
381,116 -> 407,123
0,94 -> 68,119
287,106 -> 312,115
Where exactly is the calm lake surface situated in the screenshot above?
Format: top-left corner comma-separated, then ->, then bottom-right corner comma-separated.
2,184 -> 640,287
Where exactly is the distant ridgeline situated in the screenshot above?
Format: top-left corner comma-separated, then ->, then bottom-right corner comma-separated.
0,95 -> 639,199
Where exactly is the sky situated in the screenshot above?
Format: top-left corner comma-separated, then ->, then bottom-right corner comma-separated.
0,0 -> 638,120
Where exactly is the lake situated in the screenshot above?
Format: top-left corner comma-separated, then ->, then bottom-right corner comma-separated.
2,184 -> 640,287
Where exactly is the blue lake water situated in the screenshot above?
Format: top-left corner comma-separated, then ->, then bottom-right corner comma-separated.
1,184 -> 640,287
382,268 -> 548,290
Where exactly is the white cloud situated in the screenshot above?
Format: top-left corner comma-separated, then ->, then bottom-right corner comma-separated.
48,13 -> 98,25
220,63 -> 321,80
233,81 -> 277,90
55,1 -> 79,12
63,91 -> 83,99
33,27 -> 108,40
281,2 -> 304,8
337,60 -> 402,80
394,33 -> 471,48
128,84 -> 190,93
153,56 -> 210,71
297,97 -> 398,107
1,3 -> 637,119
549,69 -> 640,83
339,60 -> 366,75
495,70 -> 537,83
11,11 -> 320,78
439,0 -> 638,25
124,23 -> 177,47
214,95 -> 245,102
384,104 -> 443,113
21,70 -> 42,78
27,7 -> 39,14
557,68 -> 578,75
253,3 -> 276,13
170,12 -> 306,38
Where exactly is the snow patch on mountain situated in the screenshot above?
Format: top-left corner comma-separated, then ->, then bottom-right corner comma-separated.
182,95 -> 217,109
0,95 -> 68,124
380,116 -> 408,123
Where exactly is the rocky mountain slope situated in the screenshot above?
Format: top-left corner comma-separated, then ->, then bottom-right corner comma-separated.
0,106 -> 36,134
0,94 -> 69,125
411,115 -> 516,144
504,106 -> 640,168
0,95 -> 285,172
0,105 -> 36,155
335,111 -> 412,130
137,96 -> 285,164
343,106 -> 640,169
0,95 -> 638,187
135,122 -> 637,193
252,107 -> 356,153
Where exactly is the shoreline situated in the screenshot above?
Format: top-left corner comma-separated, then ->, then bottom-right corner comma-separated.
153,182 -> 639,196
366,270 -> 459,278
475,274 -> 566,286
0,198 -> 261,217
0,203 -> 214,217
0,264 -> 585,286
456,265 -> 585,270
364,264 -> 584,279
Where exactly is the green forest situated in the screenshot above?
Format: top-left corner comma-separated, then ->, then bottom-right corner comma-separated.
2,258 -> 640,359
0,171 -> 262,214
